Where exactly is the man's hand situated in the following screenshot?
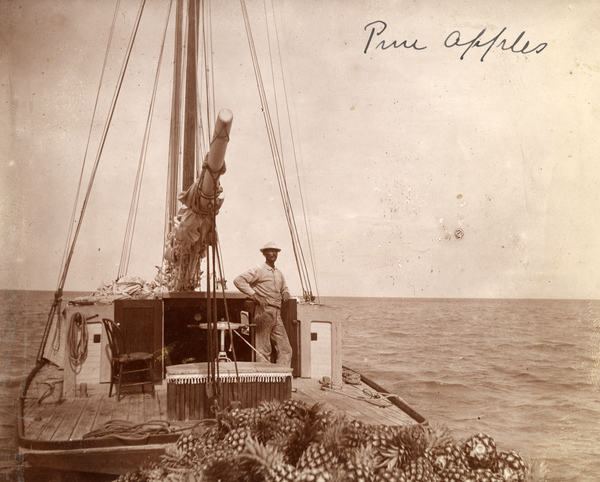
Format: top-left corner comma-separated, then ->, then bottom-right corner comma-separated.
252,293 -> 267,307
282,292 -> 290,302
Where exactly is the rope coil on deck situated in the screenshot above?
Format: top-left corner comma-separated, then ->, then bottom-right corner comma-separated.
82,419 -> 195,442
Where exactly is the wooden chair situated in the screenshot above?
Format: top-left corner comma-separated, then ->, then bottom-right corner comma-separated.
101,318 -> 155,401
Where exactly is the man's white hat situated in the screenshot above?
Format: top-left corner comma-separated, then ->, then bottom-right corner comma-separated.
260,242 -> 281,252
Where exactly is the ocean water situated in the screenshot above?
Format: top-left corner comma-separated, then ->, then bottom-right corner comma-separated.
334,296 -> 600,482
1,291 -> 598,481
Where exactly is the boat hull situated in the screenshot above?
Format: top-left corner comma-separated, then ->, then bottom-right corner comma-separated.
21,443 -> 171,476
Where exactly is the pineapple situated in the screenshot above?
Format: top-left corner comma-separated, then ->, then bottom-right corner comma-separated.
345,419 -> 373,449
497,450 -> 527,482
463,433 -> 498,471
374,423 -> 429,472
368,424 -> 400,450
315,408 -> 339,431
191,425 -> 222,462
257,399 -> 285,418
296,467 -> 336,481
342,444 -> 378,481
296,413 -> 351,472
228,405 -> 262,429
367,425 -> 406,469
401,456 -> 441,482
422,424 -> 456,468
241,436 -> 299,482
275,406 -> 322,467
297,441 -> 339,473
422,424 -> 475,482
280,398 -> 313,419
112,400 -> 534,482
172,432 -> 200,464
201,453 -> 247,482
374,466 -> 409,482
403,424 -> 428,457
473,467 -> 504,482
437,462 -> 477,482
222,426 -> 252,453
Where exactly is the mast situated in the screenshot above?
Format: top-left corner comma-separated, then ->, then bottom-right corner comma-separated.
182,0 -> 199,191
167,0 -> 185,224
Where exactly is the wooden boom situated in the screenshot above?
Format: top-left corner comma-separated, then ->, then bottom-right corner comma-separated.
198,108 -> 233,213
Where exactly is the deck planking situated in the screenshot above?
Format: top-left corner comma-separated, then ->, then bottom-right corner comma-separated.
23,399 -> 53,440
50,397 -> 89,441
37,398 -> 77,442
111,392 -> 132,422
323,383 -> 414,426
24,378 -> 413,446
292,378 -> 413,426
23,383 -> 170,443
90,395 -> 116,434
69,395 -> 102,440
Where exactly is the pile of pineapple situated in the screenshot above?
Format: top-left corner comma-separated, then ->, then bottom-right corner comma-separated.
115,400 -> 547,482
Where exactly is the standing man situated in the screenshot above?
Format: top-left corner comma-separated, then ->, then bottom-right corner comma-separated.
233,242 -> 292,366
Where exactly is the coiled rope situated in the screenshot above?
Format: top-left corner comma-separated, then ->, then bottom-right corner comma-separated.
83,420 -> 199,442
66,312 -> 88,373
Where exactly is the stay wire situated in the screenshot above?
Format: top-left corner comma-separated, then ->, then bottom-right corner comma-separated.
261,0 -> 311,291
39,0 -> 146,362
240,0 -> 312,297
270,0 -> 320,301
57,0 -> 122,291
263,1 -> 315,299
262,0 -> 285,176
119,0 -> 174,278
55,0 -> 148,295
199,0 -> 216,155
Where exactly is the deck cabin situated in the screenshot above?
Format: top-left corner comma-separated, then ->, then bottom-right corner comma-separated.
19,294 -> 416,476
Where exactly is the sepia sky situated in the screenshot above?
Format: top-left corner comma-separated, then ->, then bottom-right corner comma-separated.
1,0 -> 599,299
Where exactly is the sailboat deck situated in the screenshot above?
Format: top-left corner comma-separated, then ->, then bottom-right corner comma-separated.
23,378 -> 412,444
22,388 -> 169,444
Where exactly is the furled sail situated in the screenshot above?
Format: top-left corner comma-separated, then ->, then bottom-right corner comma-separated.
162,109 -> 233,291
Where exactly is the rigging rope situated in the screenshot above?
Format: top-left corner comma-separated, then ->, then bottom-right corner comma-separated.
264,1 -> 318,302
118,0 -> 174,278
37,0 -> 140,363
269,0 -> 321,302
198,0 -> 216,160
240,0 -> 319,303
57,0 -> 122,291
55,0 -> 147,294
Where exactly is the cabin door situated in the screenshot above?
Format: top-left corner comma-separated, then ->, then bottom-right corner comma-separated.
114,299 -> 163,381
